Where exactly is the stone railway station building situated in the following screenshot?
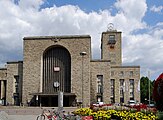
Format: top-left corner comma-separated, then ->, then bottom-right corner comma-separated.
0,29 -> 140,107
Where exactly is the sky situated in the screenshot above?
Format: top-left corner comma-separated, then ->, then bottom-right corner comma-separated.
0,0 -> 163,80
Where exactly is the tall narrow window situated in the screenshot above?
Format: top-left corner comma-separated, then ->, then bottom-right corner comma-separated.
96,75 -> 103,102
110,79 -> 115,103
120,79 -> 124,103
97,75 -> 103,93
14,75 -> 19,93
14,75 -> 19,105
129,79 -> 134,100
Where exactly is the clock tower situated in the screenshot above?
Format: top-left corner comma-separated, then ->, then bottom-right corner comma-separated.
101,29 -> 122,66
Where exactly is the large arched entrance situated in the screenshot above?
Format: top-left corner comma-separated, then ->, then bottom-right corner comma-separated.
39,45 -> 76,107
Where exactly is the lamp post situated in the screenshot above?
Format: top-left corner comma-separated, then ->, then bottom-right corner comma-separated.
80,52 -> 87,108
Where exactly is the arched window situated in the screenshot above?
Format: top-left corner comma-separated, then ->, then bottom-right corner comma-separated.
42,46 -> 71,93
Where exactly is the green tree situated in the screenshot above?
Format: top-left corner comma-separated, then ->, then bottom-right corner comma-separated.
140,76 -> 153,104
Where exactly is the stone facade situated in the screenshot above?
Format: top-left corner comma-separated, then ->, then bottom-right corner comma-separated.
0,61 -> 23,105
90,60 -> 111,104
101,31 -> 122,66
23,35 -> 91,107
110,66 -> 140,103
0,30 -> 140,107
6,61 -> 23,105
0,68 -> 7,102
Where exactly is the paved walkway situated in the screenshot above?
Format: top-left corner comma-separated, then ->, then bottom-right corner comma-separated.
0,106 -> 79,120
8,115 -> 37,120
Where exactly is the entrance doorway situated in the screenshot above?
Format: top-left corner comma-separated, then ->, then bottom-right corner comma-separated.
37,95 -> 76,107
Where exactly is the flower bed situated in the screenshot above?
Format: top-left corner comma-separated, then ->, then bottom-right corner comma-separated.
73,106 -> 158,120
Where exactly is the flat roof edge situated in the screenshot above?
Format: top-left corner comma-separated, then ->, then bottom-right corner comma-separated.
0,68 -> 7,70
7,61 -> 23,64
91,60 -> 111,62
24,35 -> 91,40
111,66 -> 140,68
102,31 -> 122,34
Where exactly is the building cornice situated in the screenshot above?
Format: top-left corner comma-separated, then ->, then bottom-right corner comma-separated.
111,66 -> 140,68
7,61 -> 23,64
102,31 -> 122,34
0,68 -> 7,70
23,35 -> 91,40
91,59 -> 111,62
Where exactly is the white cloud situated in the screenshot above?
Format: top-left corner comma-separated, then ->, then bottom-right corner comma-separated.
18,0 -> 44,10
150,5 -> 163,13
114,0 -> 147,21
112,0 -> 147,34
0,0 -> 162,79
122,23 -> 163,79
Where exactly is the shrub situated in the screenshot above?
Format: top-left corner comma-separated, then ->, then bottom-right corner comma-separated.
73,107 -> 158,120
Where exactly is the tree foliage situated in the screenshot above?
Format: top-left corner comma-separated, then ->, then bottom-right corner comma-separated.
140,76 -> 154,104
153,73 -> 163,111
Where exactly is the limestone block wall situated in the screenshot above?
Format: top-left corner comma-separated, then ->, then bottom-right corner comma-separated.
90,60 -> 111,104
101,31 -> 122,66
0,68 -> 7,100
23,35 -> 91,107
6,61 -> 23,105
0,68 -> 7,80
110,66 -> 140,104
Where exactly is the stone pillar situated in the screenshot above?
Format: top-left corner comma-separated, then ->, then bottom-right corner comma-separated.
1,80 -> 5,99
58,91 -> 63,111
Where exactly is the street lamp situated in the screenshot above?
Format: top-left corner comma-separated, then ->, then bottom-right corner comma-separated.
80,52 -> 87,107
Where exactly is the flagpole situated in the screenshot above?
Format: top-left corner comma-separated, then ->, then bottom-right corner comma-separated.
148,71 -> 150,105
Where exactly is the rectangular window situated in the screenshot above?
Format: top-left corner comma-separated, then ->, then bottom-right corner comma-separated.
109,35 -> 115,41
14,75 -> 19,93
111,87 -> 114,96
129,79 -> 134,99
120,88 -> 124,96
129,71 -> 133,77
111,79 -> 115,86
119,79 -> 124,98
119,71 -> 124,77
108,35 -> 116,44
130,79 -> 134,86
120,97 -> 124,103
96,75 -> 103,102
120,79 -> 124,86
110,79 -> 115,103
97,84 -> 102,93
96,75 -> 103,94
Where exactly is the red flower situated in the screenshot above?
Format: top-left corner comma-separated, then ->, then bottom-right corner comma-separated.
153,73 -> 163,101
153,73 -> 163,111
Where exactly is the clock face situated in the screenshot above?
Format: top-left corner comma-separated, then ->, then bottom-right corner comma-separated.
53,81 -> 60,88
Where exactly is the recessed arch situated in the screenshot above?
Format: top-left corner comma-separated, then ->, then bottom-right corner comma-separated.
42,45 -> 71,94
